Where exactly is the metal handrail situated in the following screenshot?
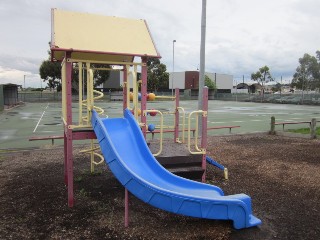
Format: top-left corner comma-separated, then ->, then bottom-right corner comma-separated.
144,110 -> 163,156
187,110 -> 206,155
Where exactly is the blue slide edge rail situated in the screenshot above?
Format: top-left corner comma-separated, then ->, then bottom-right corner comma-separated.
91,109 -> 262,229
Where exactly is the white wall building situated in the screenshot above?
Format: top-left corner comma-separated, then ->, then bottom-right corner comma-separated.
169,71 -> 233,92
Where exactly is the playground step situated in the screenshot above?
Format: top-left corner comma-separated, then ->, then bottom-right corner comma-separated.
167,166 -> 204,181
156,155 -> 202,167
149,140 -> 203,180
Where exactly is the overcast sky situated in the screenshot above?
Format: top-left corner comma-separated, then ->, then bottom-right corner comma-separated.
0,0 -> 319,87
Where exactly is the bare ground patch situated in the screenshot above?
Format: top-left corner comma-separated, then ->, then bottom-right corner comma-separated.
1,134 -> 320,239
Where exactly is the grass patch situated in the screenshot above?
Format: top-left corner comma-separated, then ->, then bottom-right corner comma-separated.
288,127 -> 320,135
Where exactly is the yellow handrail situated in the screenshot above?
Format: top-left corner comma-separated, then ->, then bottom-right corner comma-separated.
176,107 -> 186,143
144,110 -> 163,156
78,62 -> 83,125
155,96 -> 176,100
187,110 -> 206,155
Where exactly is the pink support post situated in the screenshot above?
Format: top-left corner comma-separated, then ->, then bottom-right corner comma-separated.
201,87 -> 208,183
123,67 -> 127,111
124,189 -> 129,227
141,57 -> 148,138
65,52 -> 74,207
64,132 -> 68,185
174,88 -> 180,142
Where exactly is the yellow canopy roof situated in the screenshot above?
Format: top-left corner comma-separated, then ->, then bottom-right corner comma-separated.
51,9 -> 161,62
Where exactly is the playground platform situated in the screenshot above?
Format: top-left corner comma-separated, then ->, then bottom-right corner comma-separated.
149,140 -> 203,180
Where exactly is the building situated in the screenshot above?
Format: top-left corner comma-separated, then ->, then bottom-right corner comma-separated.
169,71 -> 233,93
0,83 -> 20,110
97,70 -> 233,93
100,71 -> 124,91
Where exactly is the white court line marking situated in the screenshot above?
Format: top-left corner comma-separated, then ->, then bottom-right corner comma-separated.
33,103 -> 49,133
251,120 -> 262,121
232,121 -> 244,123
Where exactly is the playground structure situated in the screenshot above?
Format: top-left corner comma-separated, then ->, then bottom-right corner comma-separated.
51,9 -> 261,229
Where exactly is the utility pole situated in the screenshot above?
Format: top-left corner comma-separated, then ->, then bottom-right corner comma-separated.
198,0 -> 207,132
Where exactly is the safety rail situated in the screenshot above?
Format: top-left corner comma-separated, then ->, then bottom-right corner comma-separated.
155,95 -> 176,100
147,125 -> 241,140
144,109 -> 163,156
63,64 -> 106,172
187,110 -> 207,155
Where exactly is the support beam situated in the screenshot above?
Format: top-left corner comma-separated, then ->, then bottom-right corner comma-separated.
201,87 -> 208,182
65,52 -> 74,207
141,57 -> 148,138
123,66 -> 128,110
174,88 -> 180,142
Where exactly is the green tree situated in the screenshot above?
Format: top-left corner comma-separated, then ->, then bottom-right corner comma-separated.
204,75 -> 217,90
39,58 -> 61,90
39,45 -> 111,91
291,53 -> 320,91
146,58 -> 169,92
251,66 -> 273,94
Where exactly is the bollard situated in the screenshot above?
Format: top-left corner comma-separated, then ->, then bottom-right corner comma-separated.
310,118 -> 317,139
270,116 -> 276,135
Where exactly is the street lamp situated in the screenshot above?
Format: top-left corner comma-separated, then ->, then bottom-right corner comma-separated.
172,40 -> 176,96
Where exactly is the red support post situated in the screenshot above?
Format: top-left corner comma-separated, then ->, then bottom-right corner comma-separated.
124,188 -> 129,227
64,133 -> 68,185
123,66 -> 127,111
201,87 -> 208,183
174,88 -> 180,142
141,57 -> 147,138
65,52 -> 74,207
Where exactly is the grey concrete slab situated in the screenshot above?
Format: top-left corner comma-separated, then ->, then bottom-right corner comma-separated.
1,100 -> 319,149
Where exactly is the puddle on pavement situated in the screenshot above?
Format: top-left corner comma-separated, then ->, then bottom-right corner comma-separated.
44,123 -> 61,126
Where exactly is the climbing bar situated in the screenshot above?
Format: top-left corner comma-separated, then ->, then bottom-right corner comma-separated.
144,109 -> 163,156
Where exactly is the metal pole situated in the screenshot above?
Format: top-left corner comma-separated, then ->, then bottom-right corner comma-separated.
172,40 -> 176,96
198,0 -> 206,131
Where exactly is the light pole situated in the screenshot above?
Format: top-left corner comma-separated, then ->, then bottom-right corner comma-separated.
172,40 -> 176,96
24,75 -> 26,90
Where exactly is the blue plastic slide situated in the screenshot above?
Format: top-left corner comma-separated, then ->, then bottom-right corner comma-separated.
91,109 -> 261,229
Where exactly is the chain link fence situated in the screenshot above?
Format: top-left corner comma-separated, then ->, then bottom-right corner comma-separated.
18,90 -> 320,106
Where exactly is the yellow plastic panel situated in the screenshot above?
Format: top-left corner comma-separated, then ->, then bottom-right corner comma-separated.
51,9 -> 160,61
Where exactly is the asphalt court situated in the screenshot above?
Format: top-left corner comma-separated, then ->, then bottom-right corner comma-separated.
1,100 -> 319,149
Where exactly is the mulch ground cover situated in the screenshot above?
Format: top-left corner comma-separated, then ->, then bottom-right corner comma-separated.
0,134 -> 319,239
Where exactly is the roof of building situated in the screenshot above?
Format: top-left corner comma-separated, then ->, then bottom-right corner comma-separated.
0,83 -> 20,87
